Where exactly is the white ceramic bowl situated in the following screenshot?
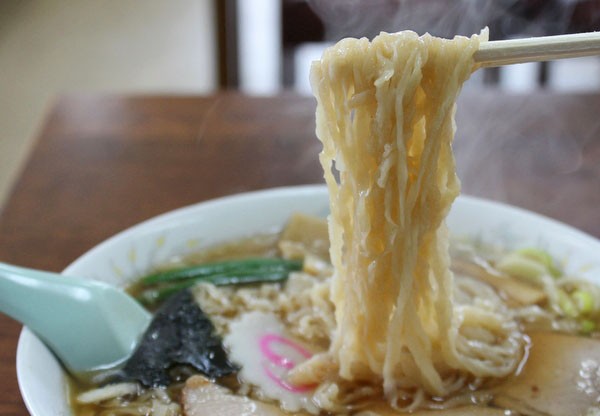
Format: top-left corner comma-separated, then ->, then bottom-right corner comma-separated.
16,185 -> 600,415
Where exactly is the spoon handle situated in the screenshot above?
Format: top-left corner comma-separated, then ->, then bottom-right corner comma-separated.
0,262 -> 99,334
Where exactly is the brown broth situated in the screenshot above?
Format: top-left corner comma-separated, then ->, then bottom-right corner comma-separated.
69,233 -> 600,416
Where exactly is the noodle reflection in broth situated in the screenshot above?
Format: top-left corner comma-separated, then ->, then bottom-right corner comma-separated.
73,31 -> 600,416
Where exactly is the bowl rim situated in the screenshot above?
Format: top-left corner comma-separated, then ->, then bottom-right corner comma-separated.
15,184 -> 600,415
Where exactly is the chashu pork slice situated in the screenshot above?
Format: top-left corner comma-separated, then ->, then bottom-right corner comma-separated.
182,375 -> 306,416
492,331 -> 600,416
182,376 -> 505,416
355,405 -> 506,415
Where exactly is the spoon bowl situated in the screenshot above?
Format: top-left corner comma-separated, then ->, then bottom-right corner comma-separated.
0,262 -> 151,377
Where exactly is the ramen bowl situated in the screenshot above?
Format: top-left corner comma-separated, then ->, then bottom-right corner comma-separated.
16,185 -> 600,415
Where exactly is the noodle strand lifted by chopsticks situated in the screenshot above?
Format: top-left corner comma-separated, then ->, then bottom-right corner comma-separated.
293,29 -> 524,406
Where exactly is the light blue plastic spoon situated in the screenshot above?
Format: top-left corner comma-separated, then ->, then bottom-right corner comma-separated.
0,261 -> 151,377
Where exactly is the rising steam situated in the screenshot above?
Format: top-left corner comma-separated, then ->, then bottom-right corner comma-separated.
305,0 -> 600,233
307,0 -> 580,40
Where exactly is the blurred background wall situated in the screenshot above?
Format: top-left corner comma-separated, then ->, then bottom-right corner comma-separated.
1,0 -> 599,210
0,0 -> 217,209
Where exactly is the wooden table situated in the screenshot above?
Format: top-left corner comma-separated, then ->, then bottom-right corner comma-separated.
0,91 -> 598,414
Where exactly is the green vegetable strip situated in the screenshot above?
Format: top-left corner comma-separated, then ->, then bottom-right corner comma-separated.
136,258 -> 302,307
137,272 -> 290,306
141,258 -> 302,285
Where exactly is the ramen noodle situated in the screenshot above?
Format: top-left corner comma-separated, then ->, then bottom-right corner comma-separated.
293,29 -> 524,407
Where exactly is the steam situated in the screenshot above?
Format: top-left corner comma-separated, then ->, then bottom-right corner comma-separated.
453,92 -> 600,229
307,0 -> 579,40
306,0 -> 599,231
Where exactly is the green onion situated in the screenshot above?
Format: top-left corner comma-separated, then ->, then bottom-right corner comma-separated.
572,290 -> 595,315
557,289 -> 579,318
136,258 -> 302,307
516,248 -> 562,278
581,319 -> 596,334
496,247 -> 562,284
140,258 -> 301,285
496,253 -> 548,285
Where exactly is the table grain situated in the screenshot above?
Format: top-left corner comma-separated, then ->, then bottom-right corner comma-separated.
0,91 -> 598,415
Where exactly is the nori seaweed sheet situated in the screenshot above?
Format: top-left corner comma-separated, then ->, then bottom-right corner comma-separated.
115,289 -> 238,387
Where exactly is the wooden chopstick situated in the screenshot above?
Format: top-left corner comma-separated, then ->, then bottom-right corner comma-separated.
473,32 -> 600,68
